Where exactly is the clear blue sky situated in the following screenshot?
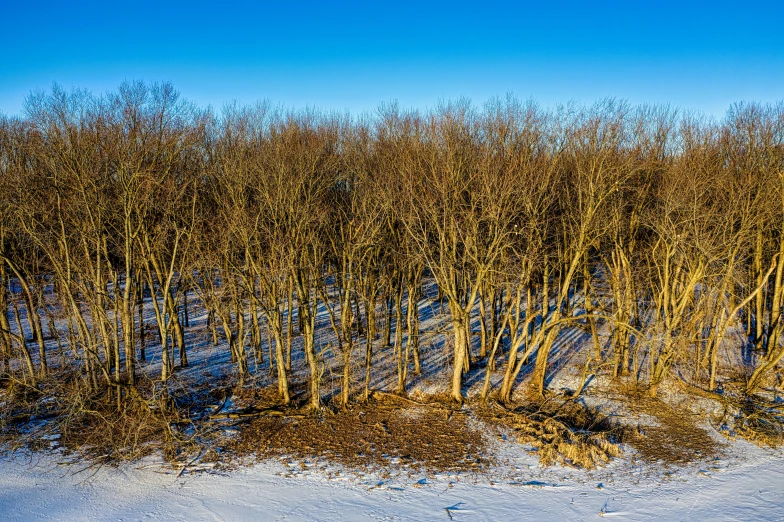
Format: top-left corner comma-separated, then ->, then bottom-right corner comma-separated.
1,0 -> 782,117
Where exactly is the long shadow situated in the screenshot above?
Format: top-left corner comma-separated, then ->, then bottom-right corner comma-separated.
543,327 -> 592,390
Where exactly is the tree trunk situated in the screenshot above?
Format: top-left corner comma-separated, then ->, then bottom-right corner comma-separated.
450,314 -> 468,403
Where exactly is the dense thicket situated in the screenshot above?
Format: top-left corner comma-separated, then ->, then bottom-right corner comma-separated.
1,82 -> 783,412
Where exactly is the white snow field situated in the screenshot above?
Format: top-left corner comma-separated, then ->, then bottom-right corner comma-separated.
0,440 -> 782,522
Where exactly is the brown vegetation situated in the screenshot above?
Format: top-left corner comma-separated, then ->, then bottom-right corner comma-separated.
230,395 -> 490,473
1,83 -> 784,471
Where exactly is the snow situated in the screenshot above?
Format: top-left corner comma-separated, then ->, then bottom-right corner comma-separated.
3,278 -> 784,520
0,441 -> 782,521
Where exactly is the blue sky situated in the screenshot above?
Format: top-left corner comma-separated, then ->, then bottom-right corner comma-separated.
1,0 -> 782,117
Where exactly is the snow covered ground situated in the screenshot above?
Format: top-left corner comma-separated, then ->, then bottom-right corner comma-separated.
2,281 -> 784,520
1,440 -> 782,521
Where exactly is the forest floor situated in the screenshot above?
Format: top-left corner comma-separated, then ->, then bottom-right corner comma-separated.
1,372 -> 783,520
0,406 -> 782,521
3,377 -> 783,521
1,283 -> 784,519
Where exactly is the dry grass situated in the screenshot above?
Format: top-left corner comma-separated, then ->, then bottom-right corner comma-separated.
4,370 -> 776,476
55,391 -> 174,462
478,398 -> 629,470
0,371 -> 194,464
622,392 -> 724,465
226,393 -> 491,473
723,396 -> 784,447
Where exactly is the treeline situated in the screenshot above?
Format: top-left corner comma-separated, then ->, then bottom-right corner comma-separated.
1,82 -> 783,410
